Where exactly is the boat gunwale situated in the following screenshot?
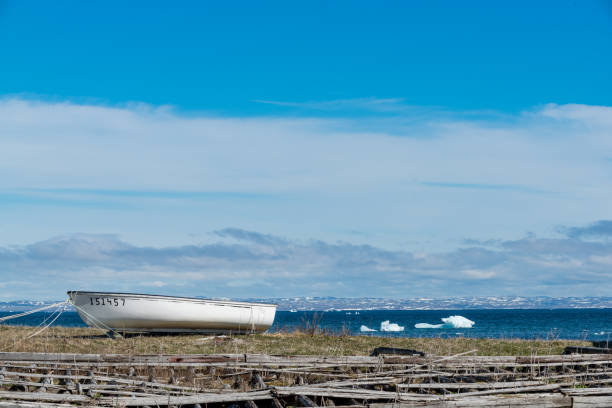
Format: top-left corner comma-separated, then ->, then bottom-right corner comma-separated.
67,291 -> 277,308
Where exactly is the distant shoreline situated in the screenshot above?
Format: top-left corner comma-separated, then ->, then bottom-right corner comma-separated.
2,296 -> 612,311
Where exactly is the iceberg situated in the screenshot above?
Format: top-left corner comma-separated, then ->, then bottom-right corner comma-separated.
415,323 -> 444,328
415,315 -> 475,329
380,320 -> 404,332
442,316 -> 475,328
360,325 -> 377,332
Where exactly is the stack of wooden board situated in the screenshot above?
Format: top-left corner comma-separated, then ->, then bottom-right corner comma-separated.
1,351 -> 612,407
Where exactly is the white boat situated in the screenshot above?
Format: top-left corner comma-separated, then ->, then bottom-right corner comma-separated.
68,291 -> 277,334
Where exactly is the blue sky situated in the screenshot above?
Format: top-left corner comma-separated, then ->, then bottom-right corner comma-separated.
2,1 -> 611,112
0,1 -> 611,300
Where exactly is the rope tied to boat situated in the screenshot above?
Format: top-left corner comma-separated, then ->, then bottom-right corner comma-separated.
24,302 -> 69,339
0,300 -> 70,352
0,301 -> 68,322
69,301 -> 123,338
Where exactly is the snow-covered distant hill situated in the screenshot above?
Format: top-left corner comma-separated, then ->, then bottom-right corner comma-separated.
0,300 -> 58,312
241,296 -> 612,311
2,296 -> 612,312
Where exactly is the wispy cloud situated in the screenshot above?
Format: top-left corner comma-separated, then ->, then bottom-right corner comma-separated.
252,97 -> 516,119
420,181 -> 554,195
253,97 -> 414,113
0,188 -> 271,209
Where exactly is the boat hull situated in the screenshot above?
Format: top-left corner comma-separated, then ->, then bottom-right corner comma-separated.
68,291 -> 276,334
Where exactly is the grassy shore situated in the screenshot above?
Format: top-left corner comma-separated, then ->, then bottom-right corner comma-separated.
0,326 -> 591,356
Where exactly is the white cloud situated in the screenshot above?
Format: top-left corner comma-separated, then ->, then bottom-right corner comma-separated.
2,97 -> 610,197
1,97 -> 612,271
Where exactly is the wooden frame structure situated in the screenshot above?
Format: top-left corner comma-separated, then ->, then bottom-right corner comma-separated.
1,352 -> 611,407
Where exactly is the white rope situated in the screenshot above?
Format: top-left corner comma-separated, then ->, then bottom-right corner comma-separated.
0,301 -> 68,322
1,301 -> 69,352
35,303 -> 63,328
24,303 -> 67,339
70,302 -> 110,330
70,301 -> 122,337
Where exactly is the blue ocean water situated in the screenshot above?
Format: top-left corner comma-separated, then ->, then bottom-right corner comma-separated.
1,309 -> 610,341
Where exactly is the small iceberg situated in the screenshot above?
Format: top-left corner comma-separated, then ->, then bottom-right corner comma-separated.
415,315 -> 475,329
415,323 -> 442,328
360,325 -> 377,332
381,320 -> 404,332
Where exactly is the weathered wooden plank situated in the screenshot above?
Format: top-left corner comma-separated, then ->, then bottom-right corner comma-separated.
573,395 -> 612,408
516,354 -> 612,364
1,370 -> 91,381
382,355 -> 515,365
274,386 -> 437,402
0,377 -> 220,395
536,370 -> 612,381
0,353 -> 103,363
92,374 -> 204,392
397,380 -> 547,390
321,406 -> 365,408
102,389 -> 273,406
88,389 -> 167,398
363,350 -> 479,378
310,377 -> 403,388
3,350 -> 612,408
575,378 -> 612,387
245,354 -> 379,365
0,380 -> 69,391
0,402 -> 80,408
4,352 -> 610,372
561,387 -> 612,396
370,359 -> 612,375
371,393 -> 571,407
451,383 -> 567,398
1,360 -> 392,369
0,353 -> 379,366
252,368 -> 351,378
0,391 -> 90,403
0,369 -> 206,393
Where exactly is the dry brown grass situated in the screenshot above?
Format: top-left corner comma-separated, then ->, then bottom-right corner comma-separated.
0,326 -> 590,356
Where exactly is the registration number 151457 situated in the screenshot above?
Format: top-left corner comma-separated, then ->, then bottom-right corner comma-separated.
89,297 -> 125,306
